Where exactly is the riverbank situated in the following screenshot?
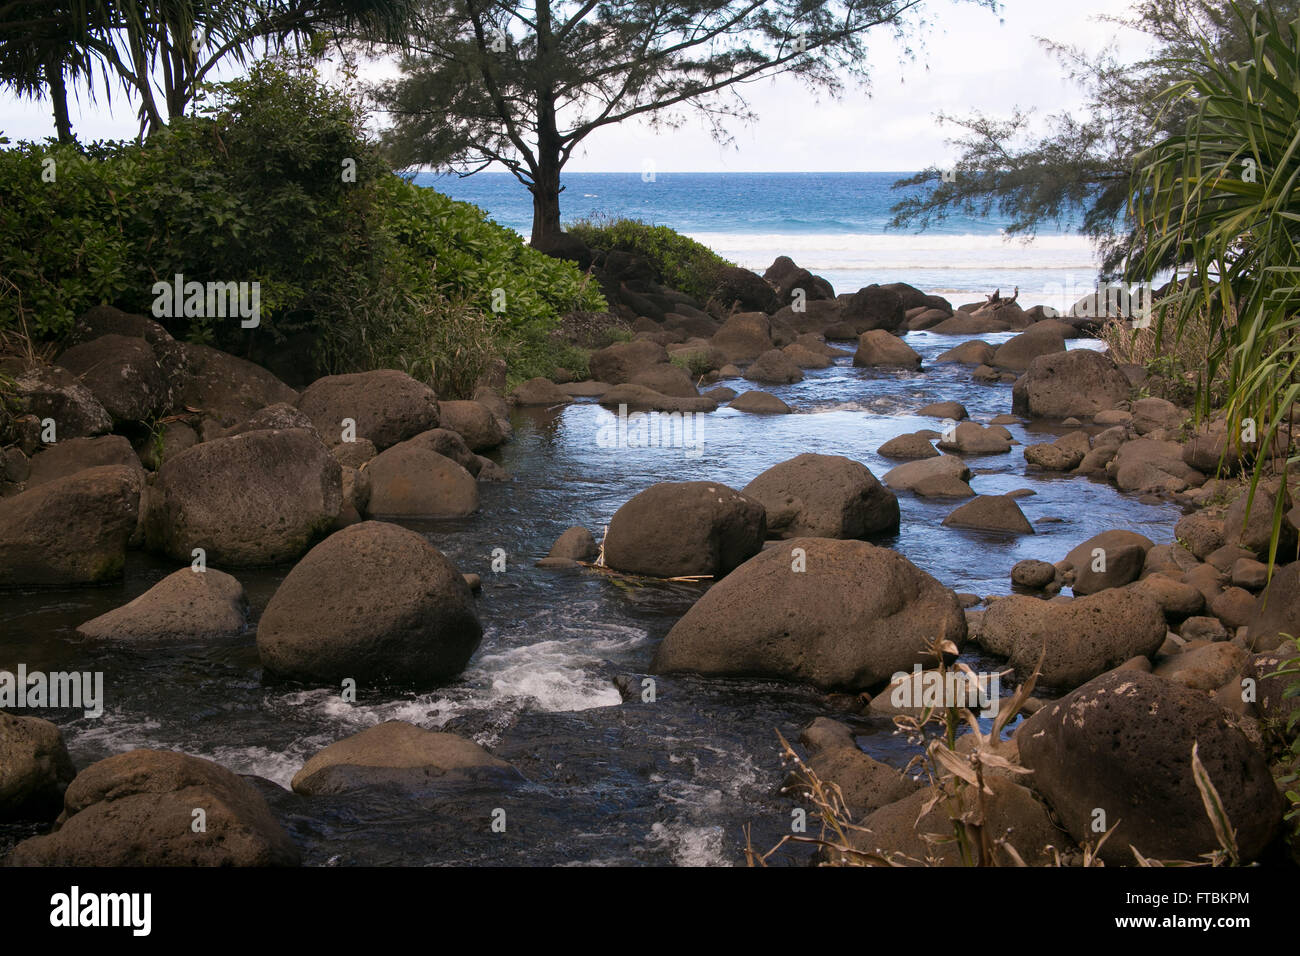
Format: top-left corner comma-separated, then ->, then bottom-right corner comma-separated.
1,246 -> 1296,866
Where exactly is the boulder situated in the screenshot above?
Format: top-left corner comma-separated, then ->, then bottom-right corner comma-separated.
0,465 -> 140,587
1012,350 -> 1131,419
1063,530 -> 1154,595
137,420 -> 199,470
437,400 -> 506,451
4,750 -> 300,866
797,727 -> 920,818
652,538 -> 965,690
257,521 -> 482,685
400,428 -> 481,476
990,326 -> 1067,371
598,384 -> 718,413
1017,670 -> 1282,864
929,314 -> 1010,335
1111,438 -> 1205,493
603,481 -> 765,578
728,391 -> 791,414
55,334 -> 172,425
942,495 -> 1033,534
291,721 -> 520,795
630,363 -> 700,397
296,370 -> 439,450
25,435 -> 143,488
75,568 -> 247,642
510,377 -> 573,406
882,455 -> 974,498
144,429 -> 341,566
10,363 -> 112,439
742,454 -> 899,539
1129,574 -> 1204,622
1024,431 -> 1091,471
710,313 -> 774,364
935,341 -> 995,365
782,343 -> 832,369
177,342 -> 298,434
0,713 -> 75,820
1223,483 -> 1297,557
914,401 -> 967,421
978,589 -> 1166,688
853,330 -> 922,369
364,444 -> 478,518
547,526 -> 599,562
1012,559 -> 1057,590
1153,641 -> 1246,691
1243,649 -> 1300,726
1131,397 -> 1187,435
223,401 -> 316,438
1174,512 -> 1224,559
744,348 -> 804,384
709,265 -> 781,314
877,432 -> 939,460
936,421 -> 1012,455
1245,562 -> 1300,651
840,286 -> 906,333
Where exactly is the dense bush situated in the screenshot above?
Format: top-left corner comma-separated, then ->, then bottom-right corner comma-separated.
567,216 -> 733,302
0,59 -> 605,389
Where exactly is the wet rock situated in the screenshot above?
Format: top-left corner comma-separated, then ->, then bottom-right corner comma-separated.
76,568 -> 248,642
604,481 -> 765,578
1129,574 -> 1204,622
935,340 -> 995,365
631,363 -> 701,398
653,537 -> 965,690
257,521 -> 482,686
436,400 -> 508,452
0,713 -> 75,820
1024,431 -> 1091,471
728,391 -> 791,414
291,721 -> 521,795
990,326 -> 1067,371
936,421 -> 1012,455
400,428 -> 481,476
877,432 -> 938,460
1111,438 -> 1205,493
882,455 -> 974,498
710,313 -> 775,364
510,377 -> 573,406
914,401 -> 967,420
1017,670 -> 1282,864
742,453 -> 899,539
744,348 -> 804,384
4,749 -> 300,866
0,465 -> 140,587
853,330 -> 922,369
144,429 -> 341,565
547,526 -> 599,562
942,495 -> 1033,534
296,370 -> 440,450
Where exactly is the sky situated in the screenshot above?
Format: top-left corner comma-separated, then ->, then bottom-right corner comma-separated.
0,0 -> 1148,172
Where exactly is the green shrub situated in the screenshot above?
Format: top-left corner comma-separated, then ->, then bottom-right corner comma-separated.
567,216 -> 733,302
0,58 -> 605,384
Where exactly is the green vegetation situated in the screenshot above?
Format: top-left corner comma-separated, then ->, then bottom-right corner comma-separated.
1126,2 -> 1299,568
567,216 -> 734,302
0,58 -> 605,392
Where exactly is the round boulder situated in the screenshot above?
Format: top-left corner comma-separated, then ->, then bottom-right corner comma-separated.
257,521 -> 482,685
742,453 -> 899,539
296,370 -> 440,449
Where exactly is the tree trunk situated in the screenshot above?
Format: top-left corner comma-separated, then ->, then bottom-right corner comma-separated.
530,0 -> 564,244
530,153 -> 563,244
47,62 -> 73,144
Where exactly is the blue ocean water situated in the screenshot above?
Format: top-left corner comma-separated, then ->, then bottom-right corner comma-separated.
415,171 -> 1103,310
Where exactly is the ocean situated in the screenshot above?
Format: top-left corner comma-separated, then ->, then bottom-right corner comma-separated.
415,170 -> 1103,312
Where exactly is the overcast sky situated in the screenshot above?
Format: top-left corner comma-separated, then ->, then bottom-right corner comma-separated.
0,0 -> 1146,171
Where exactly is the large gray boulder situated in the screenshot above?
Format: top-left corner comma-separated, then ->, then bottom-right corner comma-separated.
652,538 -> 965,690
742,454 -> 899,539
143,428 -> 341,566
257,521 -> 482,686
603,481 -> 765,578
55,334 -> 172,425
1018,670 -> 1282,864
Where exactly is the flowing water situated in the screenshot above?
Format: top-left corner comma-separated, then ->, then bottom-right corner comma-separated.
0,331 -> 1182,866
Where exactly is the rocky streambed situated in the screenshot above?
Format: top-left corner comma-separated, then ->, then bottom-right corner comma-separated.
1,290 -> 1296,867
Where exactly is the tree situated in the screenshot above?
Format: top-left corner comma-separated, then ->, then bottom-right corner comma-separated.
374,0 -> 993,244
1127,1 -> 1299,568
888,0 -> 1300,278
0,0 -> 415,139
